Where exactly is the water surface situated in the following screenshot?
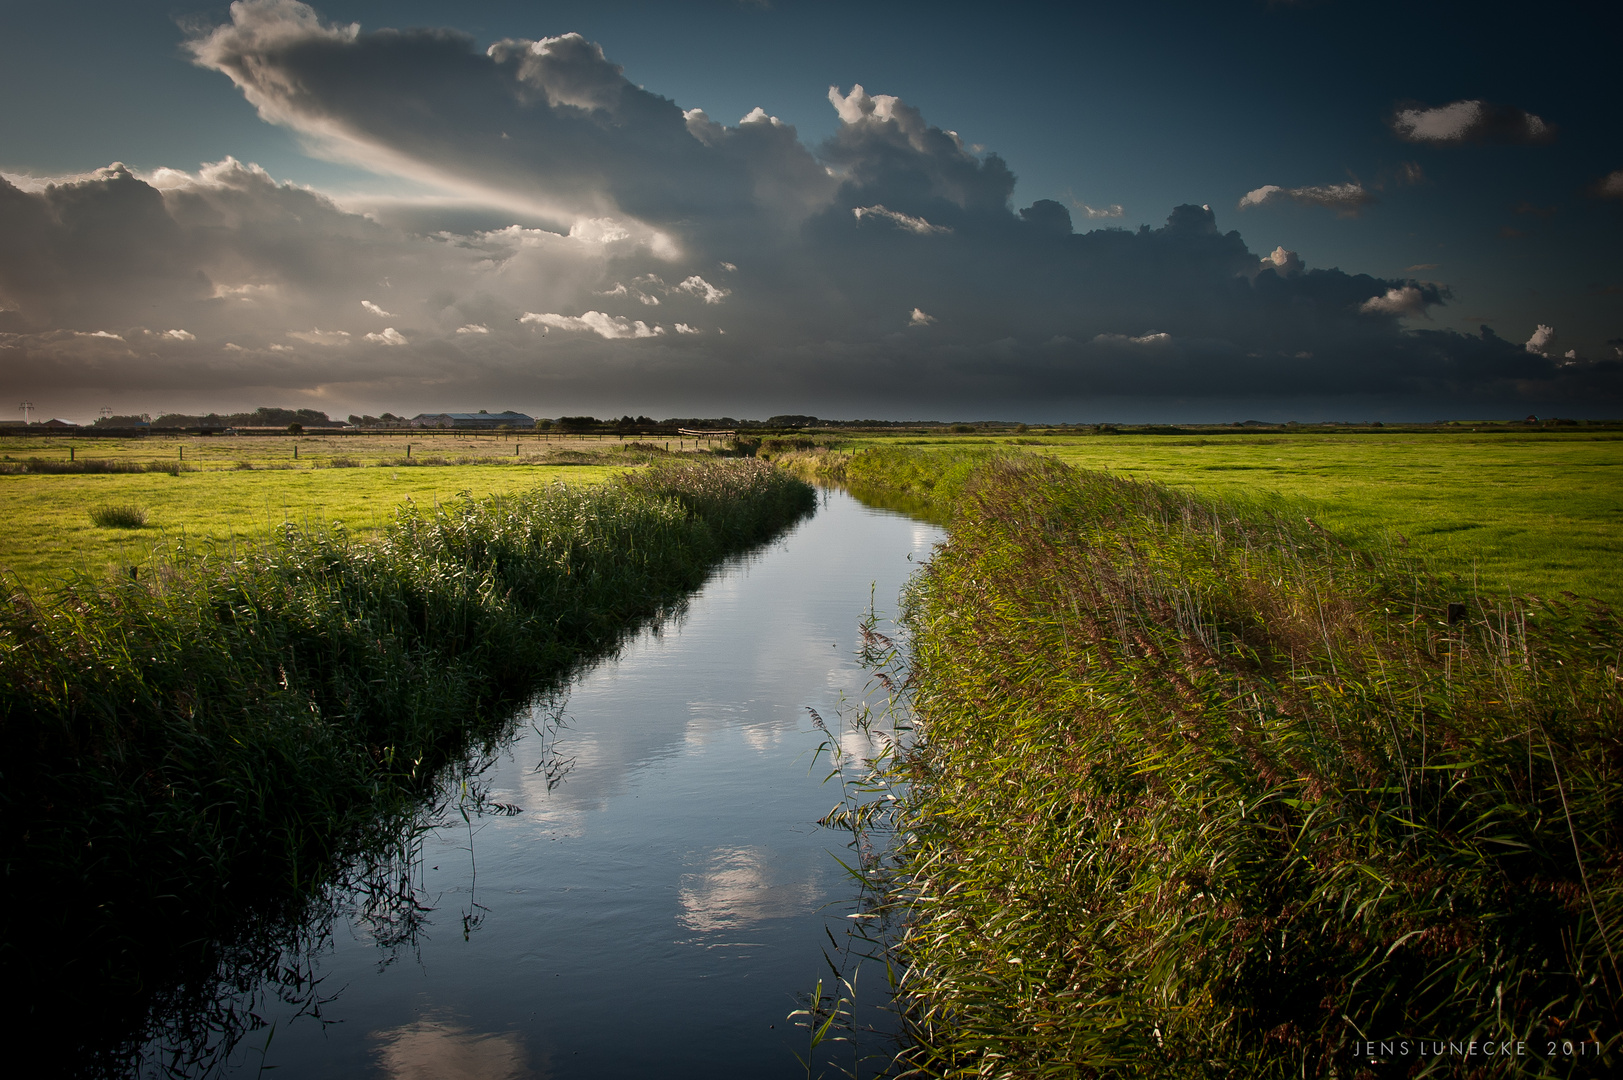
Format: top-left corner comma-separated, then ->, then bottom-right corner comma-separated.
220,488 -> 940,1078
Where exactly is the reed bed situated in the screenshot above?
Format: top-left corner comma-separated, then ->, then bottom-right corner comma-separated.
815,449 -> 1620,1078
0,459 -> 813,1070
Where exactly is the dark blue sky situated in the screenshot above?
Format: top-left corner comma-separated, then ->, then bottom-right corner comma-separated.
1,0 -> 1618,420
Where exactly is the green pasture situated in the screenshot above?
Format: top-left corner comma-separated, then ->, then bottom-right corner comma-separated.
1,459 -> 620,587
849,431 -> 1623,606
0,429 -> 673,471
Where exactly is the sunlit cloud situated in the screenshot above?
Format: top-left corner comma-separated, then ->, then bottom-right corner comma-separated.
520,311 -> 664,339
1239,182 -> 1374,216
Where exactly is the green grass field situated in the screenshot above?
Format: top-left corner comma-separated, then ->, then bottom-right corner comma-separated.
0,445 -> 624,586
839,432 -> 1623,607
8,430 -> 1622,605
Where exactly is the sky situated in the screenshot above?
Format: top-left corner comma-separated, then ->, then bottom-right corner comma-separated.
1,0 -> 1619,423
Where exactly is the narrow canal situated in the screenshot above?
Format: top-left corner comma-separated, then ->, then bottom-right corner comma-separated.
200,488 -> 941,1078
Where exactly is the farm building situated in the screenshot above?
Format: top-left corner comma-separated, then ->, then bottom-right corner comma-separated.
409,411 -> 535,429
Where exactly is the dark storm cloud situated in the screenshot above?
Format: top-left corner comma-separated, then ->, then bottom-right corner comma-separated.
186,0 -> 831,232
1390,100 -> 1554,145
2,0 -> 1615,419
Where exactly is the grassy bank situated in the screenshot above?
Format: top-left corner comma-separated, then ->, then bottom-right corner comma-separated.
0,458 -> 814,1069
810,448 -> 1620,1077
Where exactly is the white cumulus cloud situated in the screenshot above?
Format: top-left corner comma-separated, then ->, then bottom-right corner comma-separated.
909,308 -> 937,327
1259,246 -> 1304,276
1359,286 -> 1429,317
675,275 -> 730,304
361,300 -> 395,317
455,323 -> 489,334
521,311 -> 664,339
364,327 -> 408,345
1525,324 -> 1557,356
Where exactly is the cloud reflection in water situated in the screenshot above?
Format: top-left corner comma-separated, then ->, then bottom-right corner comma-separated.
373,1018 -> 537,1080
678,845 -> 820,934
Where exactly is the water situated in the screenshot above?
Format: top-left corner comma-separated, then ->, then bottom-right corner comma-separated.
214,489 -> 941,1078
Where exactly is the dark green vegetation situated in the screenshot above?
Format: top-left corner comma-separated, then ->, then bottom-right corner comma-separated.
812,448 -> 1620,1077
0,460 -> 814,1072
88,504 -> 149,529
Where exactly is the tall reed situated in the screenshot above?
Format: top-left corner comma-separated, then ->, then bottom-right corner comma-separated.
812,449 -> 1620,1077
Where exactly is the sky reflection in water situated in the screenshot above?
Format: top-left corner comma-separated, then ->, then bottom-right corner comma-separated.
233,489 -> 941,1079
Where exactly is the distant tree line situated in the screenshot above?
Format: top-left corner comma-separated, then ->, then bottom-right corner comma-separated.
94,407 -> 345,429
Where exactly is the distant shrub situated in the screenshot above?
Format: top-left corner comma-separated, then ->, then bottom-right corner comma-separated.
89,504 -> 149,529
326,456 -> 361,468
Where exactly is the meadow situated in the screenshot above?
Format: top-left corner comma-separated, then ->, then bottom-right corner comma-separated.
823,431 -> 1623,607
0,432 -> 686,585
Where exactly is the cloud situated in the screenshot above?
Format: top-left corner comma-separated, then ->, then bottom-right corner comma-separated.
161,329 -> 196,341
187,1 -> 832,230
1092,331 -> 1172,347
1592,170 -> 1623,200
674,275 -> 730,303
1,5 -> 1612,420
287,328 -> 351,345
1068,197 -> 1123,219
1390,100 -> 1553,145
1525,324 -> 1556,356
852,204 -> 952,235
1258,246 -> 1304,276
1359,286 -> 1429,318
521,311 -> 664,338
1239,182 -> 1374,216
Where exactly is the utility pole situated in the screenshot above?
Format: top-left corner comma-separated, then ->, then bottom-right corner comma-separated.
18,401 -> 33,424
